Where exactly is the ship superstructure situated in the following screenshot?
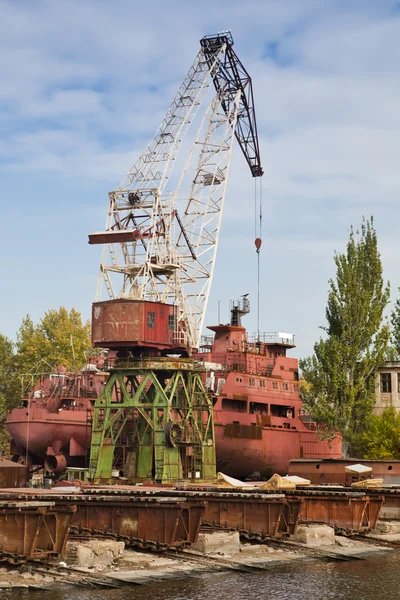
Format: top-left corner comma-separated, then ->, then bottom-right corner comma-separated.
197,300 -> 341,478
7,362 -> 107,473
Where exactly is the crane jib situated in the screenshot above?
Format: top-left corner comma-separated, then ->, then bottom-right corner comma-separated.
91,31 -> 264,352
200,33 -> 263,178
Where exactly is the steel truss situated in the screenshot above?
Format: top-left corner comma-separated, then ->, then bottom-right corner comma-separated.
89,358 -> 215,484
92,32 -> 263,350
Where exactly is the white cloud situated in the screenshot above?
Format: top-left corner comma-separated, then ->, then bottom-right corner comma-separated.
0,0 -> 399,359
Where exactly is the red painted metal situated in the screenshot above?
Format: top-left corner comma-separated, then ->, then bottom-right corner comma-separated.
289,491 -> 383,532
7,366 -> 107,469
198,324 -> 342,478
202,495 -> 302,539
92,299 -> 179,350
289,458 -> 400,486
89,229 -> 143,244
0,457 -> 27,487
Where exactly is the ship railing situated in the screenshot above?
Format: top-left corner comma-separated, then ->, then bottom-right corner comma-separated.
249,332 -> 296,346
199,335 -> 214,350
299,413 -> 319,431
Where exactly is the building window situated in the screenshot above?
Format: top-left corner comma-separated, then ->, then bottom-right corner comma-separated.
249,402 -> 268,415
260,380 -> 266,388
147,312 -> 156,328
381,373 -> 392,393
272,382 -> 278,390
271,404 -> 294,418
282,383 -> 289,391
294,384 -> 300,392
249,378 -> 255,386
222,398 -> 247,413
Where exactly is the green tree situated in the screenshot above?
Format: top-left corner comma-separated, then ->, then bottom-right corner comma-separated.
0,335 -> 21,455
16,307 -> 92,372
300,217 -> 390,446
391,291 -> 400,359
354,407 -> 400,459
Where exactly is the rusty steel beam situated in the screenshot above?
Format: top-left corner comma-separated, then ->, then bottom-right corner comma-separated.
0,501 -> 74,563
289,492 -> 383,532
202,495 -> 302,539
69,498 -> 205,550
0,489 -> 205,551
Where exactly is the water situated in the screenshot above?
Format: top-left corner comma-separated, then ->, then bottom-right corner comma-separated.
5,552 -> 400,600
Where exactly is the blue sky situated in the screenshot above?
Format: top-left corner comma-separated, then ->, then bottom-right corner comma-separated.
1,0 -> 400,358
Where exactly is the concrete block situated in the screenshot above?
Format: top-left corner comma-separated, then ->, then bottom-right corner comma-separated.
66,540 -> 125,568
379,506 -> 400,520
292,524 -> 335,547
375,519 -> 400,534
191,531 -> 240,555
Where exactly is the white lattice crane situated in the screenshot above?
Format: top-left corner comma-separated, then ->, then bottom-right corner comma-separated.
89,32 -> 263,351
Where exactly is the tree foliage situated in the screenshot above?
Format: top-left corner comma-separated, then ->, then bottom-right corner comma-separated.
354,407 -> 400,459
391,291 -> 400,359
16,307 -> 91,372
0,307 -> 91,456
300,217 -> 390,444
0,335 -> 21,454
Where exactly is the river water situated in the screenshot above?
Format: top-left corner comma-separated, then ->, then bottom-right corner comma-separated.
5,552 -> 400,600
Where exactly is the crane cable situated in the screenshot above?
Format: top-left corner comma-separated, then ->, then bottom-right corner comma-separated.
254,178 -> 263,341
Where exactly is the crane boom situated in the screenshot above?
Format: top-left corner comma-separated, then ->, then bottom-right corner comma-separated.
90,32 -> 263,351
200,32 -> 263,178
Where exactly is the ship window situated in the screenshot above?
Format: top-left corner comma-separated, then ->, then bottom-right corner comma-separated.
282,383 -> 289,391
271,404 -> 294,418
147,312 -> 156,328
272,382 -> 279,390
249,402 -> 268,415
222,398 -> 247,413
168,315 -> 176,331
381,373 -> 391,393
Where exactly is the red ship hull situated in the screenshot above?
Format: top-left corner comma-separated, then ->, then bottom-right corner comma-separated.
7,325 -> 342,478
215,426 -> 341,479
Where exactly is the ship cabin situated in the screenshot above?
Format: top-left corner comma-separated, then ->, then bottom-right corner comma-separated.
20,363 -> 108,414
199,323 -> 304,432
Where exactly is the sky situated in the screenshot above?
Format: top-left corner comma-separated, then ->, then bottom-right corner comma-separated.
1,0 -> 400,359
